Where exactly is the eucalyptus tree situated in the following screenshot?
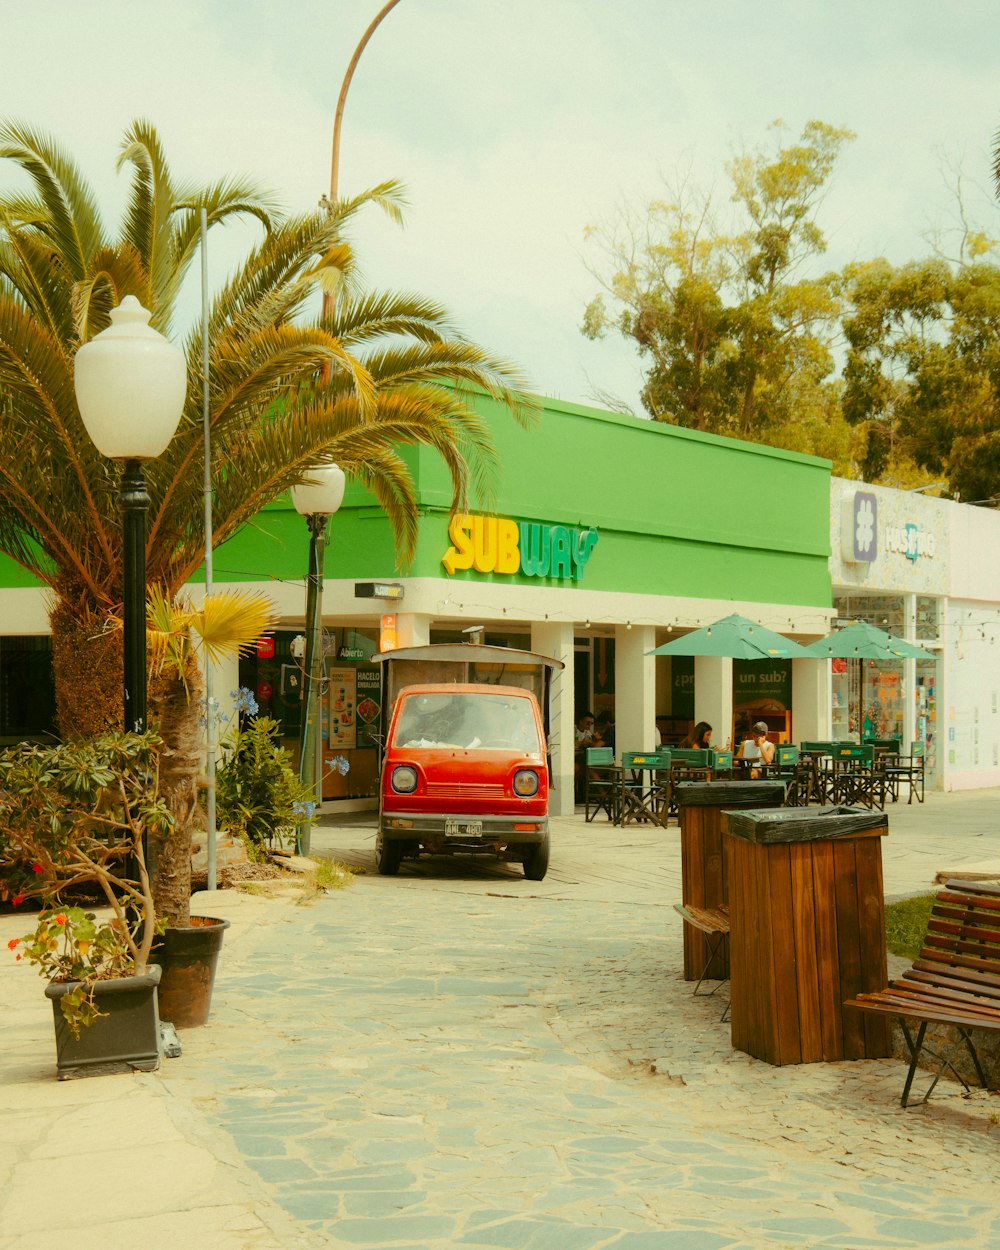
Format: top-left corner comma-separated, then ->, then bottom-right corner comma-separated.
0,119 -> 531,736
581,120 -> 857,465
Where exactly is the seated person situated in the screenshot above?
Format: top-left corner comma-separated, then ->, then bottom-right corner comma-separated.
679,721 -> 712,750
574,711 -> 596,800
737,721 -> 775,776
594,709 -> 616,755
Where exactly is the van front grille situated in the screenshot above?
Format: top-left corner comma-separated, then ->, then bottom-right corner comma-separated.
426,781 -> 506,801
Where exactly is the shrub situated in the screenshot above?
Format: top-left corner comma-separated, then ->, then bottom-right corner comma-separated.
215,708 -> 314,859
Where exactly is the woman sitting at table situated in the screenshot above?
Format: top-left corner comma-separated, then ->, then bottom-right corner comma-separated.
737,721 -> 775,777
679,721 -> 712,750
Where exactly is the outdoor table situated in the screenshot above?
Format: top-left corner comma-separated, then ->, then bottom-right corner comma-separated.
675,780 -> 786,982
723,806 -> 892,1066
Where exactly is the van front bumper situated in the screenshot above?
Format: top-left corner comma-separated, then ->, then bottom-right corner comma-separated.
380,811 -> 548,844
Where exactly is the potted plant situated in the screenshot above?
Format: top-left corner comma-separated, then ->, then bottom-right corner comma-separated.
215,691 -> 319,860
0,732 -> 171,1078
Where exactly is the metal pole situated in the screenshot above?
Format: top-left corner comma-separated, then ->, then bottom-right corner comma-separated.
121,459 -> 149,734
297,514 -> 328,855
120,457 -> 155,889
200,207 -> 218,890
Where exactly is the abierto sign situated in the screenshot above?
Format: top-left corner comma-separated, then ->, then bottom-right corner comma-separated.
443,513 -> 598,581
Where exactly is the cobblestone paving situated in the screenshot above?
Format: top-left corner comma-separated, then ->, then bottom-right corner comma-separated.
159,807 -> 1000,1250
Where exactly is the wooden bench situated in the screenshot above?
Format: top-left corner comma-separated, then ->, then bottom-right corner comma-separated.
844,879 -> 1000,1106
674,903 -> 730,1016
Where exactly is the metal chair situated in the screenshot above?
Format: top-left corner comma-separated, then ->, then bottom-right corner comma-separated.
833,744 -> 885,809
619,750 -> 672,825
772,744 -> 808,805
584,747 -> 619,822
884,741 -> 926,804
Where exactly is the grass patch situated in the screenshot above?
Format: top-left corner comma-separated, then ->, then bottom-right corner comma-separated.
310,857 -> 354,892
885,893 -> 936,961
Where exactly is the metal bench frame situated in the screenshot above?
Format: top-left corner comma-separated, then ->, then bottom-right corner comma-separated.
845,880 -> 1000,1106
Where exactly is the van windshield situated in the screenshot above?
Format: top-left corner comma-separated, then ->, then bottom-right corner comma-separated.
392,692 -> 541,752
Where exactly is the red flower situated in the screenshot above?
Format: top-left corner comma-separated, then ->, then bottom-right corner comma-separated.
54,914 -> 67,925
31,863 -> 43,874
7,938 -> 20,950
10,894 -> 24,907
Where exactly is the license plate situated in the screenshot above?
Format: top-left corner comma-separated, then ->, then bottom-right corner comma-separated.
445,819 -> 483,837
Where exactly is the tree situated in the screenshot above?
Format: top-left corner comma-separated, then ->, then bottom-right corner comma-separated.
0,119 -> 533,736
582,120 -> 858,465
841,254 -> 1000,501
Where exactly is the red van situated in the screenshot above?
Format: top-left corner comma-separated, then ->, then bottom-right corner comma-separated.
377,681 -> 551,879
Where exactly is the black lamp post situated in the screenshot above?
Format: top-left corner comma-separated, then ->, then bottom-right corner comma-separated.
74,296 -> 187,872
291,463 -> 346,854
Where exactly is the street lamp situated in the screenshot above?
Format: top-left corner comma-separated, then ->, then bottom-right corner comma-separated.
291,463 -> 346,854
74,296 -> 187,736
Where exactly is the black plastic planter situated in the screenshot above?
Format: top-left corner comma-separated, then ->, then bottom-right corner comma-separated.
45,965 -> 162,1080
152,915 -> 230,1028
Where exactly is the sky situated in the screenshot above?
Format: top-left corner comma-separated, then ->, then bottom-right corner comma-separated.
2,0 -> 999,414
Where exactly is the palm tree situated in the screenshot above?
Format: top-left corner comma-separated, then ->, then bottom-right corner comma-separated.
0,118 -> 533,735
0,119 -> 534,927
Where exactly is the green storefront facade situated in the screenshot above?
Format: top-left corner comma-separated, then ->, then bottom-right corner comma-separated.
0,391 -> 834,812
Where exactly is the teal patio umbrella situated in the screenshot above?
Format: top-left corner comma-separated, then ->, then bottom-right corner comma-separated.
647,613 -> 814,660
647,614 -> 814,745
804,622 -> 935,739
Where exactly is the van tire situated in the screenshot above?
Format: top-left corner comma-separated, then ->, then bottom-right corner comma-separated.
521,833 -> 549,881
376,832 -> 402,876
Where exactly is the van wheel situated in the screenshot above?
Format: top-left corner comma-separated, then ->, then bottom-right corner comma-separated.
522,834 -> 549,881
376,832 -> 402,876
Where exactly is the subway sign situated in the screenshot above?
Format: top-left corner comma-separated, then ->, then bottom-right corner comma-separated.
442,513 -> 599,581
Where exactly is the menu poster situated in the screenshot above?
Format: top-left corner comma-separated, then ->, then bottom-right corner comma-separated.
328,667 -> 358,750
355,664 -> 382,748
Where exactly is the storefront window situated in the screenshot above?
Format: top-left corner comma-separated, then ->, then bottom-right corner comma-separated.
0,636 -> 57,743
834,595 -> 905,636
915,661 -> 938,777
915,597 -> 940,642
831,656 -> 905,741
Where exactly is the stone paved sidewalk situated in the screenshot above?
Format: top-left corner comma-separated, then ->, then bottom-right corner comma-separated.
3,790 -> 999,1249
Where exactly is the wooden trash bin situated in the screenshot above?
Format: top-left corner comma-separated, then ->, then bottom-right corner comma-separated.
676,781 -> 786,982
723,805 -> 892,1066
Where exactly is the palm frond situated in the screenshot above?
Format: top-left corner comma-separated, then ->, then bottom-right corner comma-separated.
188,589 -> 277,666
0,216 -> 75,341
329,179 -> 408,230
116,120 -> 178,328
324,289 -> 455,347
72,245 -> 150,341
0,120 -> 104,278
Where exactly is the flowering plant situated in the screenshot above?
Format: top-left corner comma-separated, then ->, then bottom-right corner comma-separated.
8,905 -> 138,1036
0,732 -> 170,1031
215,695 -> 315,858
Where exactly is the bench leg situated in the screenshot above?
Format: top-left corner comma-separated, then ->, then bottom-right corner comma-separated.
898,1019 -> 982,1108
692,931 -> 728,998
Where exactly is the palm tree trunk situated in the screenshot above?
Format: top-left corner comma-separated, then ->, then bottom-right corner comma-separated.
49,603 -> 124,739
148,655 -> 204,928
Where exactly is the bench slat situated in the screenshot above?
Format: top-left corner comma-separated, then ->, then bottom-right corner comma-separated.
846,992 -> 1000,1034
887,981 -> 1000,1014
673,902 -> 730,936
910,958 -> 1000,990
901,967 -> 1000,1002
925,910 -> 1000,940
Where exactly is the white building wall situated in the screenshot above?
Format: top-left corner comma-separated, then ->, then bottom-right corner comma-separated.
830,477 -> 1000,792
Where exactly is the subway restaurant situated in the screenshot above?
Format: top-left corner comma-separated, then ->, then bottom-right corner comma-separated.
0,392 -> 836,814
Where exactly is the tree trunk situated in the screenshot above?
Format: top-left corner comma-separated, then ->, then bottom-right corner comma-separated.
148,654 -> 204,929
49,603 -> 123,739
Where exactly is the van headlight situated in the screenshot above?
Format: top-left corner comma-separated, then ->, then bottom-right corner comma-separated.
391,765 -> 418,793
512,769 -> 539,797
